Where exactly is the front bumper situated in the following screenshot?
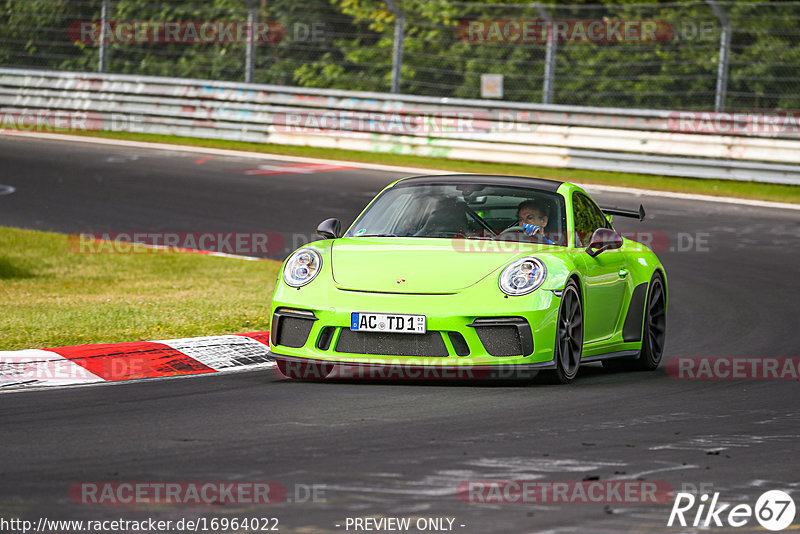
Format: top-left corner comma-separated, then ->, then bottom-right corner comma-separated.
270,281 -> 560,368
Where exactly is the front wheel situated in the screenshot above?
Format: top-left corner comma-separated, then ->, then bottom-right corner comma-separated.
549,280 -> 583,384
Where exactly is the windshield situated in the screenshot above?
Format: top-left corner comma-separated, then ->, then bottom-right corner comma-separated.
346,183 -> 568,246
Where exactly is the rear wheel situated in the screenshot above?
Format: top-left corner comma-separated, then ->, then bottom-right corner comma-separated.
636,273 -> 667,370
549,280 -> 583,384
603,272 -> 666,372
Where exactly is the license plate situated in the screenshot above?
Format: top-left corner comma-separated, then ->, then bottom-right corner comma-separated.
350,312 -> 426,334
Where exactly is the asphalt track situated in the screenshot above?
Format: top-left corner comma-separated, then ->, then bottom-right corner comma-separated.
1,135 -> 799,533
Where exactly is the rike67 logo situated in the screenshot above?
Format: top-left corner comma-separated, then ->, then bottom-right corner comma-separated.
668,490 -> 796,531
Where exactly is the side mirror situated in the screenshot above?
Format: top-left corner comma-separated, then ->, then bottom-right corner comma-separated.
316,218 -> 341,240
586,228 -> 623,258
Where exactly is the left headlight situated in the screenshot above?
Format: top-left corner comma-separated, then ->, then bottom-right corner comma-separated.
283,248 -> 322,287
498,257 -> 547,296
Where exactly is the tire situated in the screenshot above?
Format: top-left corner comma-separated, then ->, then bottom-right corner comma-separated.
549,279 -> 583,384
602,272 -> 667,372
634,272 -> 667,370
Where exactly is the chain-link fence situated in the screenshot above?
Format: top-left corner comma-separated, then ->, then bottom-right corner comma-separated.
2,0 -> 799,111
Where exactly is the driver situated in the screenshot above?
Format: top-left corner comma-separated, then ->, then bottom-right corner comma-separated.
515,199 -> 554,245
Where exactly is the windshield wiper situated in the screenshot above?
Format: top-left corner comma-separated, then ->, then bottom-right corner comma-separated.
357,233 -> 398,237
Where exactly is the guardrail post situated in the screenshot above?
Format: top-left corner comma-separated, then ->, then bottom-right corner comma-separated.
535,4 -> 556,104
244,0 -> 257,83
707,0 -> 731,112
384,0 -> 405,94
98,0 -> 110,73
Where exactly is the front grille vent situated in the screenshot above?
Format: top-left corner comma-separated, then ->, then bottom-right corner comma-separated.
335,330 -> 448,357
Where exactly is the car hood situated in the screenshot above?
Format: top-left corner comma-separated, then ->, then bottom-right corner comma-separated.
330,237 -> 552,293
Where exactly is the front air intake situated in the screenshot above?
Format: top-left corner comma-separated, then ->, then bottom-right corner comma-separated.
272,308 -> 317,348
468,317 -> 534,357
335,330 -> 448,357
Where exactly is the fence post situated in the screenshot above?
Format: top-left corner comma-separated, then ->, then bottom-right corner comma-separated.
385,0 -> 405,94
244,0 -> 257,83
535,3 -> 556,104
98,0 -> 110,73
707,0 -> 731,112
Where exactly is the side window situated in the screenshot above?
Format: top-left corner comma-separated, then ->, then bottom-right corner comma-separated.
572,193 -> 609,246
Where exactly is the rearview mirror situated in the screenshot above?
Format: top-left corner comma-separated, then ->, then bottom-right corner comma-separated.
316,218 -> 341,240
586,228 -> 623,257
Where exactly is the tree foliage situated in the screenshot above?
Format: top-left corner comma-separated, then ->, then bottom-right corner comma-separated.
0,0 -> 797,110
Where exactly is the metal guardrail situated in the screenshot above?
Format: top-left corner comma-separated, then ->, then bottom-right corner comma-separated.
2,68 -> 800,185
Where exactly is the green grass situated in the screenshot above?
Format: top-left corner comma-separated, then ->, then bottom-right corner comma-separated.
0,227 -> 281,350
74,130 -> 800,204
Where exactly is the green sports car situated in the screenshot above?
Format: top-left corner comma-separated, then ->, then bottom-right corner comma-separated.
270,174 -> 667,383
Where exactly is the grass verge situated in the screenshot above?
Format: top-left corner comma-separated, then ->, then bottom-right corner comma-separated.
0,227 -> 280,351
73,130 -> 800,204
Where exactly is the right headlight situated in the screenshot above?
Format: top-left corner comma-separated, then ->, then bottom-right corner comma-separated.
283,248 -> 322,287
498,257 -> 547,296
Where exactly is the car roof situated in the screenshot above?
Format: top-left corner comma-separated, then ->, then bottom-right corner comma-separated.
392,174 -> 564,192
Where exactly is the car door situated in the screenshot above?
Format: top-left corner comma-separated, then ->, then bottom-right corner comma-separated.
573,192 -> 629,343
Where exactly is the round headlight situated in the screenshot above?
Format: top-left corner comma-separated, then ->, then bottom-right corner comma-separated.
499,257 -> 547,296
283,248 -> 322,287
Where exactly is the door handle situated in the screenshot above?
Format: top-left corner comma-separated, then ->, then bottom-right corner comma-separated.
618,268 -> 629,278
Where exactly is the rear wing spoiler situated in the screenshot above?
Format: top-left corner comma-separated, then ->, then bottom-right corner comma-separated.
601,204 -> 646,221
